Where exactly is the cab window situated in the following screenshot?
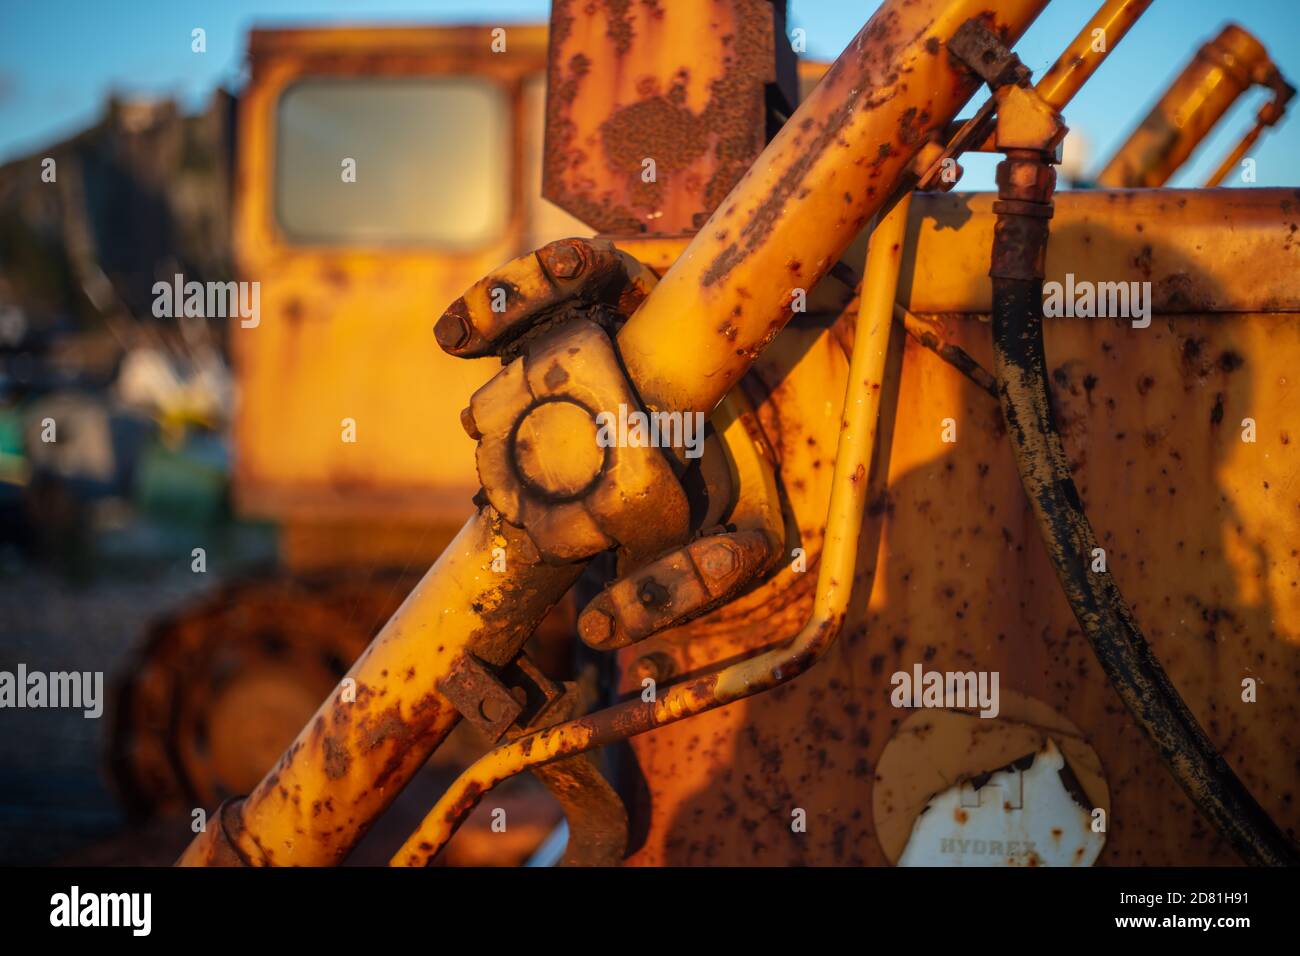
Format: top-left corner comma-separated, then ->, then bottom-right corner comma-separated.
274,77 -> 509,247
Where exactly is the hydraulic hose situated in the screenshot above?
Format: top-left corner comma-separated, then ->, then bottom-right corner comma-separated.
989,152 -> 1299,866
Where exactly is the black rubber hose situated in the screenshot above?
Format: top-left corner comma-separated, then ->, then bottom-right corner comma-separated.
991,269 -> 1298,866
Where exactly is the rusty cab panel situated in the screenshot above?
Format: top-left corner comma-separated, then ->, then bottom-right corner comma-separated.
231,25 -> 585,567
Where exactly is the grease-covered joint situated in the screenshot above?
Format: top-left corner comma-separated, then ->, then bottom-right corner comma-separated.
994,152 -> 1057,204
990,204 -> 1053,282
577,528 -> 777,650
987,137 -> 1060,280
470,318 -> 690,564
391,186 -> 911,870
433,238 -> 656,361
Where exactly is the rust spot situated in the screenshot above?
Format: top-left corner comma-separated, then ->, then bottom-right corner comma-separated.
1132,244 -> 1154,279
543,362 -> 569,389
605,0 -> 635,56
322,734 -> 351,780
1217,350 -> 1245,373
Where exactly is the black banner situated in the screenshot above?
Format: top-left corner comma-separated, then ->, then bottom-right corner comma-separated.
1,865 -> 1288,942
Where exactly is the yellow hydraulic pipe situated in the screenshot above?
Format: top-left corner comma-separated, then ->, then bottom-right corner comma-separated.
177,512 -> 581,866
1036,0 -> 1153,112
615,0 -> 1049,419
392,195 -> 914,866
1203,121 -> 1265,187
1096,24 -> 1271,187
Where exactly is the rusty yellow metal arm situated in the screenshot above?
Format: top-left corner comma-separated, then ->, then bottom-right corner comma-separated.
1037,0 -> 1152,111
178,513 -> 582,866
1097,24 -> 1281,187
616,0 -> 1050,418
180,0 -> 1051,867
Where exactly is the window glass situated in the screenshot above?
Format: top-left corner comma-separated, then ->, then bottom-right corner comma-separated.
275,77 -> 509,246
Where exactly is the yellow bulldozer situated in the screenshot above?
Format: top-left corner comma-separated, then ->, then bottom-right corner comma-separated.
110,0 -> 1299,868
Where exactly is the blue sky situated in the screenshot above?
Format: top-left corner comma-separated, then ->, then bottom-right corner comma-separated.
0,0 -> 1297,189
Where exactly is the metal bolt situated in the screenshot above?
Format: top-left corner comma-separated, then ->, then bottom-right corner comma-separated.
434,301 -> 472,351
579,607 -> 616,647
541,241 -> 584,280
698,540 -> 739,578
460,406 -> 481,440
631,652 -> 675,685
637,578 -> 671,608
479,695 -> 513,724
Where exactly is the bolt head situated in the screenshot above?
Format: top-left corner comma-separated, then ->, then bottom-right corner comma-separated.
631,652 -> 675,684
698,540 -> 739,578
579,607 -> 616,647
541,241 -> 584,280
637,578 -> 671,608
435,299 -> 473,352
479,696 -> 512,724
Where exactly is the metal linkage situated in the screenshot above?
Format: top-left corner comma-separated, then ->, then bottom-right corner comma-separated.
391,195 -> 914,867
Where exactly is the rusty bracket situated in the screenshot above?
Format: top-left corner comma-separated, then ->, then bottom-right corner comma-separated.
947,18 -> 1031,91
437,656 -> 629,864
914,18 -> 1034,192
439,651 -> 566,743
510,683 -> 628,866
578,528 -> 777,650
435,238 -> 657,363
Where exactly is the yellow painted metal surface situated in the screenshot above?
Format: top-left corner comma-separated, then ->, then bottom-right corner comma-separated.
177,508 -> 582,865
617,0 -> 1052,418
899,189 -> 1300,315
542,0 -> 778,235
391,193 -> 911,866
231,25 -> 586,530
617,302 -> 1300,865
188,0 -> 1300,868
